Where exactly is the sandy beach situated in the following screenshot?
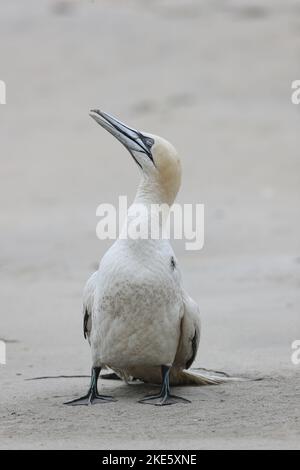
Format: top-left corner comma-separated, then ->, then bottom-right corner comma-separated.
0,0 -> 299,449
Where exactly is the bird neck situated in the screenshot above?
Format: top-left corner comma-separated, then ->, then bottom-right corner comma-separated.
134,175 -> 177,207
119,176 -> 177,241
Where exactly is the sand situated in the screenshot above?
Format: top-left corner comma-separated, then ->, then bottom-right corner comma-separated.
0,0 -> 299,449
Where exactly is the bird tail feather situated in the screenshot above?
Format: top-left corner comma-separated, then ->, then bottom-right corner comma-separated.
110,366 -> 244,386
169,368 -> 243,386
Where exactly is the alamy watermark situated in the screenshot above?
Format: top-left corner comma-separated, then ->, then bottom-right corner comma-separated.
291,340 -> 300,365
0,340 -> 6,365
0,80 -> 6,104
291,80 -> 300,104
96,196 -> 204,251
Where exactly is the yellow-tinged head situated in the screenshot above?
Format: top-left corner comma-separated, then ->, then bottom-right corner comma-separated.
90,110 -> 181,205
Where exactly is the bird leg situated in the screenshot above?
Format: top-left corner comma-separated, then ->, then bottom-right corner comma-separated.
64,367 -> 116,405
139,365 -> 191,406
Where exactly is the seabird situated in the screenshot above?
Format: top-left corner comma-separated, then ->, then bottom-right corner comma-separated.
65,110 -> 218,407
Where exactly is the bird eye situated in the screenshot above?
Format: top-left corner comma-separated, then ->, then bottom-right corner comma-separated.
144,137 -> 154,149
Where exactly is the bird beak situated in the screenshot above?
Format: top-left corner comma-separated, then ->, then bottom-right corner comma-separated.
89,109 -> 154,168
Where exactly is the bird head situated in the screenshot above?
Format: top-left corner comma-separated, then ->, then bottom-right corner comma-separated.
90,109 -> 181,205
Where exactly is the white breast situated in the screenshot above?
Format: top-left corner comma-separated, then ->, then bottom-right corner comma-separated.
90,238 -> 184,369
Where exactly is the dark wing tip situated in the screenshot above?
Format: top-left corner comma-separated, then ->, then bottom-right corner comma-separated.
83,308 -> 89,339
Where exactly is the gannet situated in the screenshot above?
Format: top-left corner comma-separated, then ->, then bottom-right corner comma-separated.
65,110 -> 218,407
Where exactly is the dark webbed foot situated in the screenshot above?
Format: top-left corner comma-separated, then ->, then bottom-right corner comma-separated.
64,393 -> 116,406
64,367 -> 117,406
139,366 -> 190,406
139,393 -> 190,406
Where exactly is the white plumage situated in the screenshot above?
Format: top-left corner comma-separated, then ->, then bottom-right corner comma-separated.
66,110 -> 218,407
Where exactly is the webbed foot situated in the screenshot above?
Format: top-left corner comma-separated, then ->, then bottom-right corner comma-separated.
64,366 -> 117,406
139,366 -> 191,406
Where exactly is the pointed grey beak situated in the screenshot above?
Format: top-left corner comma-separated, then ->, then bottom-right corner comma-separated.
89,109 -> 154,168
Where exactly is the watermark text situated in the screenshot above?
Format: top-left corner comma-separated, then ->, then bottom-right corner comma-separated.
291,80 -> 300,104
0,340 -> 6,365
0,80 -> 6,104
96,196 -> 204,251
291,340 -> 300,365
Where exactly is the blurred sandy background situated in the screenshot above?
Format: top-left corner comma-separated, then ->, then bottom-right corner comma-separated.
0,0 -> 299,449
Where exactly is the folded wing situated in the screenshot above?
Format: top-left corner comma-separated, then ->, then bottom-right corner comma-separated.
82,271 -> 98,343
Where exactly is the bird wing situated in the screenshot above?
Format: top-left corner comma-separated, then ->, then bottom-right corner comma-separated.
173,292 -> 201,369
118,294 -> 203,385
82,271 -> 98,343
